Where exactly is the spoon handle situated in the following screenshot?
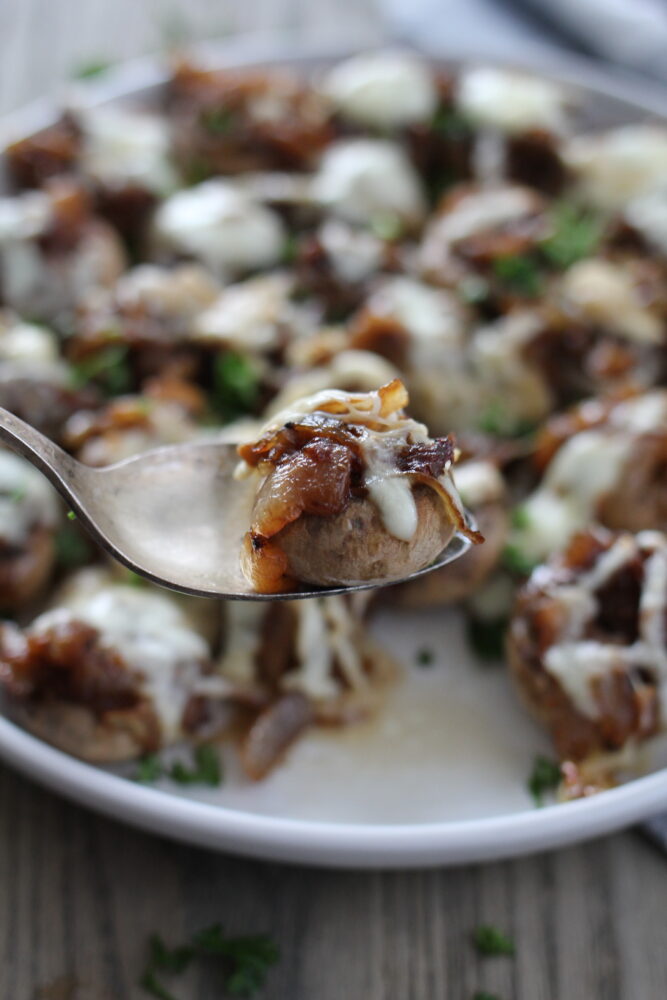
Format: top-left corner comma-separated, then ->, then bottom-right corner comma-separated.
0,407 -> 82,502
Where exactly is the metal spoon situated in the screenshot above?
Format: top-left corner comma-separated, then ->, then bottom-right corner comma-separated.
0,408 -> 474,600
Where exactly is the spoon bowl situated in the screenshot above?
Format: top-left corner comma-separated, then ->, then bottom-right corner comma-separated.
0,408 -> 475,600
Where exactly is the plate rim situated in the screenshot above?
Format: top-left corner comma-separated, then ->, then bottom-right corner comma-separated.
2,32 -> 667,868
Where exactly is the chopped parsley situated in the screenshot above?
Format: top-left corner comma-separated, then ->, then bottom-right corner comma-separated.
466,618 -> 507,661
67,510 -> 77,521
477,400 -> 508,436
501,543 -> 538,578
201,107 -> 237,135
71,59 -> 112,80
136,755 -> 163,784
169,744 -> 222,787
70,344 -> 132,395
140,969 -> 178,1000
510,506 -> 531,530
493,255 -> 543,298
124,569 -> 145,588
416,647 -> 435,667
472,925 -> 515,957
431,106 -> 471,139
282,234 -> 299,264
541,201 -> 603,270
192,925 -> 279,997
528,755 -> 562,807
54,523 -> 92,569
134,746 -> 222,787
9,485 -> 27,504
213,351 -> 260,423
139,925 -> 279,1000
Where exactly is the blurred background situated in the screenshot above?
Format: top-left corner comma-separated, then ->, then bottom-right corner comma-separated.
1,0 -> 666,115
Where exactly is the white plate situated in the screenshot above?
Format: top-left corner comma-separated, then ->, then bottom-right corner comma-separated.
1,37 -> 667,868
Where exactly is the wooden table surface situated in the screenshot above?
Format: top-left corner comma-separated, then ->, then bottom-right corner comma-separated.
1,2 -> 666,998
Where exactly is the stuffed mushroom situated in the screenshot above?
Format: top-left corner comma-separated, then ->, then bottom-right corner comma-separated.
236,379 -> 481,593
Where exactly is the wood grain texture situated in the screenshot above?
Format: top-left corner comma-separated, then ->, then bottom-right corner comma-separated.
1,4 -> 666,999
1,763 -> 667,1000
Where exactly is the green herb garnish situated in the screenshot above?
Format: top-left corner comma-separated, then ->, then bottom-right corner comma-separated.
201,107 -> 236,135
282,234 -> 299,264
72,59 -> 112,80
54,524 -> 92,569
193,925 -> 279,997
9,485 -> 27,503
169,744 -> 222,787
528,755 -> 561,807
472,925 -> 515,957
139,925 -> 279,1000
501,544 -> 538,577
136,755 -> 163,784
139,969 -> 178,1000
124,569 -> 145,588
70,344 -> 132,395
416,648 -> 435,667
149,934 -> 195,975
493,255 -> 543,298
477,400 -> 508,436
510,506 -> 531,530
466,618 -> 508,661
431,106 -> 471,138
473,992 -> 502,1000
212,351 -> 260,423
67,510 -> 77,521
541,201 -> 603,270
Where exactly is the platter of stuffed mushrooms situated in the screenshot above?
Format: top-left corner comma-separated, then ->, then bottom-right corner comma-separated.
0,39 -> 665,867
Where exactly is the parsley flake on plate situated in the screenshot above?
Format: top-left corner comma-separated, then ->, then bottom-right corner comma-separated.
466,618 -> 508,661
169,744 -> 222,787
528,755 -> 562,807
416,647 -> 435,667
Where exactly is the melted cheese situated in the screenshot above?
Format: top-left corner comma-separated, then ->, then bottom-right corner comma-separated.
0,450 -> 60,546
312,139 -> 426,225
322,50 -> 437,128
282,596 -> 368,701
625,184 -> 667,255
564,125 -> 667,211
517,431 -> 633,562
267,350 -> 400,414
559,259 -> 663,345
33,584 -> 212,740
364,276 -> 466,366
453,460 -> 505,509
193,273 -> 315,352
78,107 -> 178,195
471,310 -> 553,425
115,264 -> 219,317
153,180 -> 286,277
420,186 -> 539,274
217,601 -> 265,685
542,534 -> 667,720
318,220 -> 384,283
456,66 -> 567,135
